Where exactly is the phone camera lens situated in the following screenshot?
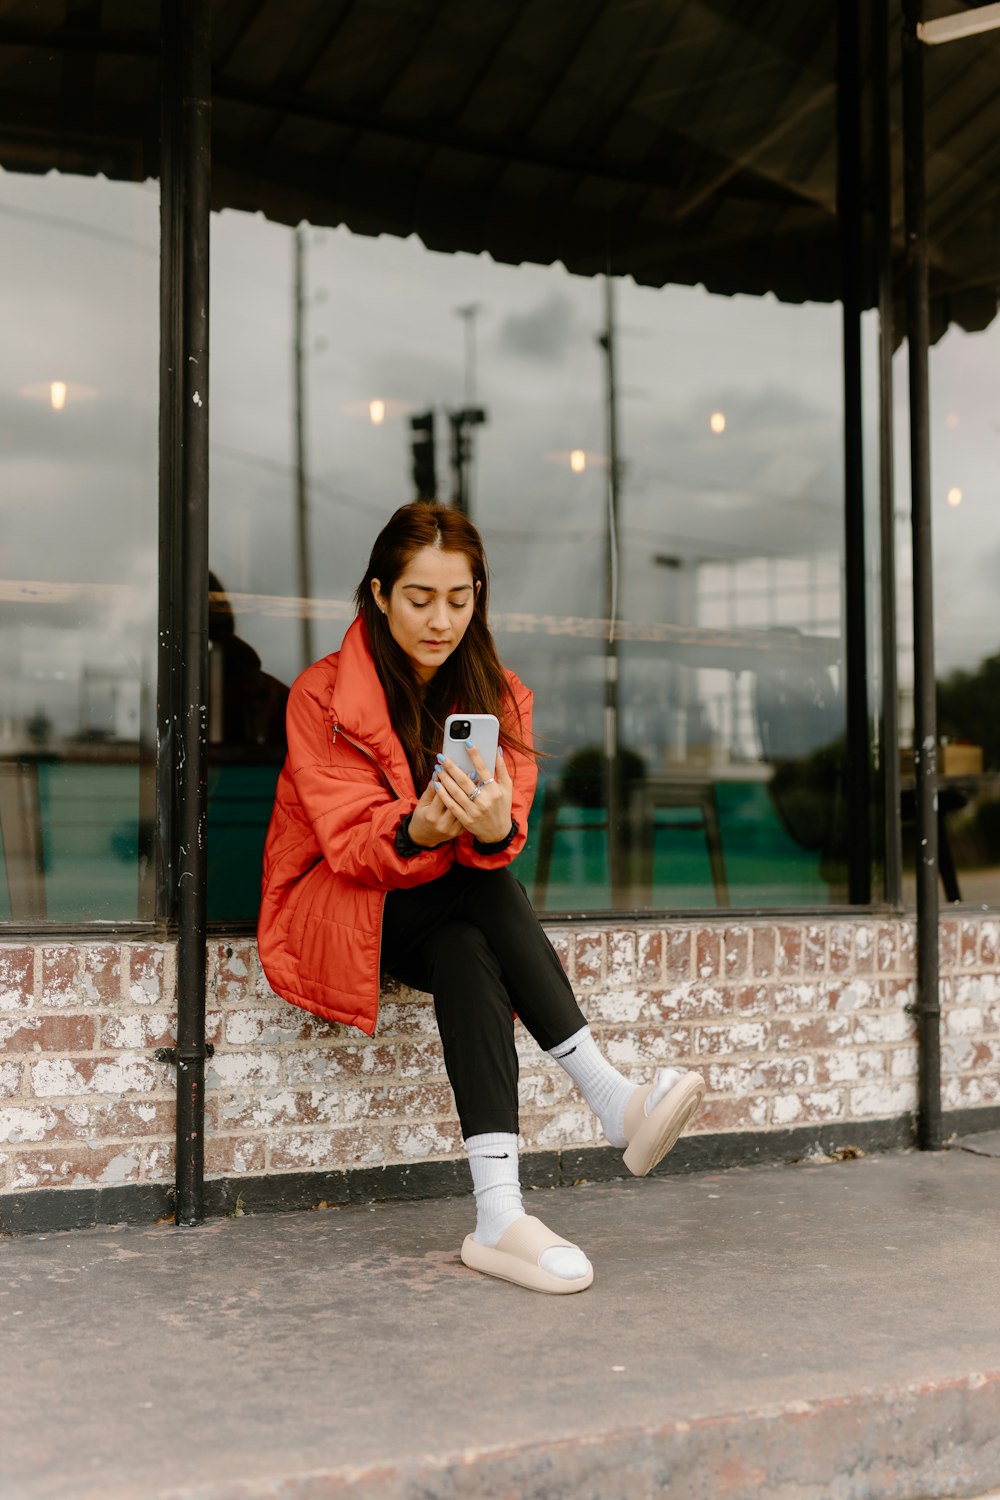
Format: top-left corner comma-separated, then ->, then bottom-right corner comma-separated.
450,720 -> 472,740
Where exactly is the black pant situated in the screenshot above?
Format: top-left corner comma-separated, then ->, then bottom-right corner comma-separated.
381,865 -> 586,1138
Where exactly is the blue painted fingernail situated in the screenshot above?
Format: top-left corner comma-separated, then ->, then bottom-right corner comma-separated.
435,753 -> 445,763
498,747 -> 504,757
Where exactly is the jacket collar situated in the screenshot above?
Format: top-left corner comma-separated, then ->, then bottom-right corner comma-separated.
330,615 -> 418,799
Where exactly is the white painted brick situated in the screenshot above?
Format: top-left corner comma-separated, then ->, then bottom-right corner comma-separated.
96,1151 -> 141,1186
854,926 -> 874,960
602,1033 -> 645,1068
804,1090 -> 844,1119
27,1062 -> 88,1098
102,1015 -> 154,1050
946,1007 -> 984,1037
849,1080 -> 917,1117
517,1071 -> 571,1109
388,1123 -> 454,1161
890,1046 -> 919,1080
206,1053 -> 280,1090
750,1095 -> 770,1126
224,1008 -> 303,1046
127,968 -> 163,1007
852,1011 -> 914,1045
594,988 -> 646,1023
0,1105 -> 57,1144
821,1049 -> 861,1083
91,1056 -> 159,1095
835,980 -> 877,1012
0,1061 -> 22,1097
529,1106 -> 598,1149
771,982 -> 823,1014
606,933 -> 635,984
772,1093 -> 803,1125
943,1076 -> 983,1109
954,973 -> 1000,1005
141,1142 -> 174,1181
219,1089 -> 315,1130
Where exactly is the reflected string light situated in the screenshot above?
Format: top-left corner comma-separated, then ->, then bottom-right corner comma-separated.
543,448 -> 607,473
19,380 -> 97,407
947,487 -> 963,507
342,397 -> 411,423
709,410 -> 726,435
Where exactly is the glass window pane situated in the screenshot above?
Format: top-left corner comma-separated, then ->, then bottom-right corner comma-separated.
896,321 -> 1000,910
0,167 -> 159,923
211,212 -> 853,917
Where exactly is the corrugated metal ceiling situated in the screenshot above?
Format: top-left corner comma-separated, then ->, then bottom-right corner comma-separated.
0,0 -> 996,328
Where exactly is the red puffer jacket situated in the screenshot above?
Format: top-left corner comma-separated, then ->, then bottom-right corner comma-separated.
257,615 -> 537,1035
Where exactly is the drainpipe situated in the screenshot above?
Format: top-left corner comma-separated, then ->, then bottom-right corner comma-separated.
837,0 -> 871,907
901,0 -> 942,1150
160,0 -> 213,1222
872,0 -> 903,908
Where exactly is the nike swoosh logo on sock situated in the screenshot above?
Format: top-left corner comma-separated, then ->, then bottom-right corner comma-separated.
557,1045 -> 576,1058
484,1152 -> 509,1159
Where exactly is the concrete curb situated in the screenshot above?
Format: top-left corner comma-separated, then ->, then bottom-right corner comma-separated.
147,1369 -> 1000,1500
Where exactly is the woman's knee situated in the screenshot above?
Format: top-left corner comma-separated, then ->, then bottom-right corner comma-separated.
427,918 -> 501,978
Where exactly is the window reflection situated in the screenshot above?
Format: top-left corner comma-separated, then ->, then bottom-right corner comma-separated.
0,168 -> 158,923
210,213 -> 851,919
896,321 -> 1000,909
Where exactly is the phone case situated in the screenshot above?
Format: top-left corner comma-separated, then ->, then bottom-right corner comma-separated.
443,713 -> 500,781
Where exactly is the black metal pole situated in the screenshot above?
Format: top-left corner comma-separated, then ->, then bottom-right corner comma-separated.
873,0 -> 903,907
157,5 -> 183,925
599,275 -> 624,907
901,0 -> 942,1150
838,0 -> 872,906
166,0 -> 213,1223
293,226 -> 315,670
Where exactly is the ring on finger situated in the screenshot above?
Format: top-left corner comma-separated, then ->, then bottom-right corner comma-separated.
468,786 -> 481,801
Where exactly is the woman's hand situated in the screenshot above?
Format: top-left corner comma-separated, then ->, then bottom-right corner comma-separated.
431,743 -> 513,844
407,777 -> 464,849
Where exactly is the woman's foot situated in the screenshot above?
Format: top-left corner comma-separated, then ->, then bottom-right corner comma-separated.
462,1214 -> 594,1294
549,1026 -> 704,1163
622,1069 -> 706,1176
465,1131 -> 590,1282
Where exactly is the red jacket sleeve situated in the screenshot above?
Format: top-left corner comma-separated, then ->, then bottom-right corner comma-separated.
285,675 -> 454,890
455,678 -> 538,870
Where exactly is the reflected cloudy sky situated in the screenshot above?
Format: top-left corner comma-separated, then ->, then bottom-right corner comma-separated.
2,160 -> 998,747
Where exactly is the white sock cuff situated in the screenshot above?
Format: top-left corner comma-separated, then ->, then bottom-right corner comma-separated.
465,1132 -> 518,1159
547,1024 -> 591,1060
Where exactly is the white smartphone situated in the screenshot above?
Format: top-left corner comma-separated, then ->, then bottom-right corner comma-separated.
443,713 -> 500,781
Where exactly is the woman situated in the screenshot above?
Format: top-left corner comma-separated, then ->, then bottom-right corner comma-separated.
258,501 -> 705,1294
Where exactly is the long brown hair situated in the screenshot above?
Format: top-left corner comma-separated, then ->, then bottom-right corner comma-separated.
354,501 -> 535,790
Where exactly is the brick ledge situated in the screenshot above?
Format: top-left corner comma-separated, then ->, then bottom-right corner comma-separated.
5,1107 -> 1000,1236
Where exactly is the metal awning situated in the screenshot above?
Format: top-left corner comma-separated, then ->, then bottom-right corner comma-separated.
0,0 -> 997,329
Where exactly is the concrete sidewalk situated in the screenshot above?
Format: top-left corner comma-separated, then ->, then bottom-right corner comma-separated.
1,1149 -> 999,1500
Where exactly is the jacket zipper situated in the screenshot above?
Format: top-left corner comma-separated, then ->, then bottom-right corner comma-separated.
331,721 -> 401,800
332,720 -> 399,1035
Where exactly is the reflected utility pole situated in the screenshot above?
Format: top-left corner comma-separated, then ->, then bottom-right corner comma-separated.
451,303 -> 486,517
598,274 -> 625,906
293,226 -> 315,668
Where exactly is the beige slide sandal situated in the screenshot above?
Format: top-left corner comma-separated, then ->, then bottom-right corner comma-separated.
461,1214 -> 594,1294
622,1071 -> 705,1177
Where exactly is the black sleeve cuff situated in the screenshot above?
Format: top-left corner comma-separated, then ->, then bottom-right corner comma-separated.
473,817 -> 519,856
394,811 -> 449,859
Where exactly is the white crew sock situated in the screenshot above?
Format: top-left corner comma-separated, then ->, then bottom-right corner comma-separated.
549,1025 -> 686,1148
466,1132 -> 523,1247
464,1133 -> 589,1282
